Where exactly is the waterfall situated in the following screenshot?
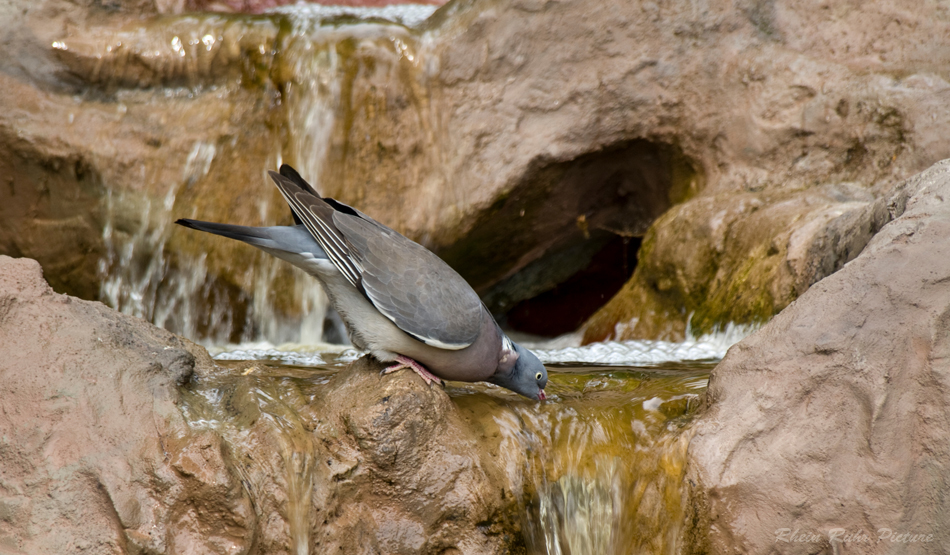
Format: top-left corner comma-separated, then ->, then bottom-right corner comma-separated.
492,380 -> 702,555
93,4 -> 439,347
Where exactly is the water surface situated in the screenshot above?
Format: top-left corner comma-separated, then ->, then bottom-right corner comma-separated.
182,334 -> 731,554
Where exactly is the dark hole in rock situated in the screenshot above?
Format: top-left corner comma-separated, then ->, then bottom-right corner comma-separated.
440,139 -> 701,337
505,234 -> 642,336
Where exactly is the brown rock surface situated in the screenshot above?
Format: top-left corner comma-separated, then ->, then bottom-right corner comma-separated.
686,159 -> 950,553
583,182 -> 893,341
0,255 -> 520,554
3,0 -> 950,341
0,255 -> 230,554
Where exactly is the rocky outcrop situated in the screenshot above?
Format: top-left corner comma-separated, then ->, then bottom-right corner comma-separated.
0,255 -> 520,554
3,0 -> 950,341
367,0 -> 950,336
583,182 -> 893,341
686,159 -> 950,553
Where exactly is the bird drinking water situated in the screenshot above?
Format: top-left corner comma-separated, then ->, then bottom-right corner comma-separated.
176,165 -> 548,400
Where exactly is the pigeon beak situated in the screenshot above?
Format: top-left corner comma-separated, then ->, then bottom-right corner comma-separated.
538,389 -> 547,401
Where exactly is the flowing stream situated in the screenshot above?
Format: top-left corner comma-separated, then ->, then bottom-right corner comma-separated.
179,330 -> 747,554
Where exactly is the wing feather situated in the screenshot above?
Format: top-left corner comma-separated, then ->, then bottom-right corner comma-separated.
332,212 -> 482,349
268,167 -> 482,349
270,172 -> 362,288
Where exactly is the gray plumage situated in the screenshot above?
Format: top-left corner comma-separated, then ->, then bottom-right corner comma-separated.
176,164 -> 548,400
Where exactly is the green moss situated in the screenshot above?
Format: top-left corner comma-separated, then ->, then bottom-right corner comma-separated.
666,150 -> 704,205
689,243 -> 781,336
583,188 -> 827,342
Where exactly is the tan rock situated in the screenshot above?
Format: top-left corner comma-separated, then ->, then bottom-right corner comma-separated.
0,255 -> 239,554
686,159 -> 950,553
583,183 -> 893,341
0,254 -> 519,554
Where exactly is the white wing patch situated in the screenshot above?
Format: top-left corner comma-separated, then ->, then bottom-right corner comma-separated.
371,300 -> 472,350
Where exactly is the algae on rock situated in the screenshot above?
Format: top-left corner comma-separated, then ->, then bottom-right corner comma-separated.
583,185 -> 893,342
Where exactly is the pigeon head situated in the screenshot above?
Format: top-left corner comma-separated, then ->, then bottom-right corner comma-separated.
491,336 -> 548,401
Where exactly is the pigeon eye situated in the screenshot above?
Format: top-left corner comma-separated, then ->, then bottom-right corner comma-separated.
535,372 -> 543,380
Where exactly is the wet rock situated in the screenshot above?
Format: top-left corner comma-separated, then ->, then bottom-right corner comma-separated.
686,159 -> 950,553
3,0 -> 950,342
52,15 -> 280,89
583,183 -> 893,341
180,358 -> 524,554
0,0 -> 321,343
0,254 -> 521,554
306,360 -> 520,553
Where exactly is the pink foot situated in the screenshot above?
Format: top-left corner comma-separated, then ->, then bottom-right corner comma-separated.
382,355 -> 443,386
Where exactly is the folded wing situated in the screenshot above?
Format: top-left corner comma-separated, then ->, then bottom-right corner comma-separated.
269,167 -> 483,350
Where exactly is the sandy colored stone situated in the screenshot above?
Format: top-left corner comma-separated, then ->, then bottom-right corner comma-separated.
3,0 -> 950,342
0,255 -> 521,554
583,183 -> 893,341
0,255 -> 249,554
686,159 -> 950,553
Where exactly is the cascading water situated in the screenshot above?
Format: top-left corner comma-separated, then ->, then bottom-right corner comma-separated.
183,329 -> 748,554
99,140 -> 218,341
92,4 -> 439,346
490,369 -> 705,554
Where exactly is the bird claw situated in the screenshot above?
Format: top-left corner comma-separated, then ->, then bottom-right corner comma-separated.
382,356 -> 443,386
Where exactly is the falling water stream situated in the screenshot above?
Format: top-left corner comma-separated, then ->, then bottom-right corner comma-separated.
92,3 -> 441,346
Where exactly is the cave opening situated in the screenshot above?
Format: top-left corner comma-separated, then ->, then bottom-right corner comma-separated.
439,139 -> 701,339
505,234 -> 643,337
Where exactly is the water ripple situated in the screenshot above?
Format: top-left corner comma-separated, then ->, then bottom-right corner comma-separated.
268,3 -> 439,28
210,321 -> 754,367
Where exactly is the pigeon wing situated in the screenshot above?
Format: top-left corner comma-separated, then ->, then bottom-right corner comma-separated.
269,171 -> 363,288
333,212 -> 483,349
269,168 -> 482,349
278,165 -> 321,226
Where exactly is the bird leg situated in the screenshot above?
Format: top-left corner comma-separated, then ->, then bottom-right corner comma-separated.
382,355 -> 443,386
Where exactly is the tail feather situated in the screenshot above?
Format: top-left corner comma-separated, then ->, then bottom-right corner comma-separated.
176,219 -> 274,247
175,219 -> 327,260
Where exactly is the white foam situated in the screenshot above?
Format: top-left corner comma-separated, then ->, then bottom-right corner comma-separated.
211,321 -> 756,367
268,3 -> 440,28
642,397 -> 663,411
532,322 -> 755,366
211,341 -> 360,366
